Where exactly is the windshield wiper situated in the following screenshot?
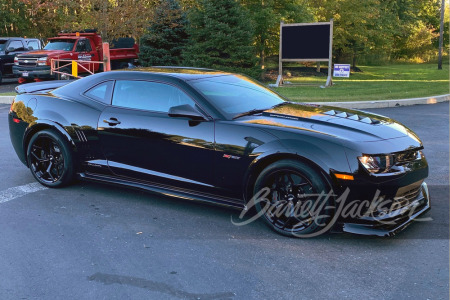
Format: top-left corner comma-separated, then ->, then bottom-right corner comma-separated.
232,108 -> 268,120
232,102 -> 289,120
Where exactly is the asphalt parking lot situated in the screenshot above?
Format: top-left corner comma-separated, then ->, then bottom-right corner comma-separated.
0,78 -> 18,94
0,101 -> 448,299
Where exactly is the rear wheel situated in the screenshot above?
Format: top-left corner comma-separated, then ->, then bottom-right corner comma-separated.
27,129 -> 74,188
252,159 -> 334,237
118,62 -> 128,69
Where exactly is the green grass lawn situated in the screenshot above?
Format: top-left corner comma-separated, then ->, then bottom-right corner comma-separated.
272,63 -> 450,102
0,92 -> 16,96
1,63 -> 448,101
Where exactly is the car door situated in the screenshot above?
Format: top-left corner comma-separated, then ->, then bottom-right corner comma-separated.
97,79 -> 217,194
3,40 -> 25,74
75,39 -> 97,73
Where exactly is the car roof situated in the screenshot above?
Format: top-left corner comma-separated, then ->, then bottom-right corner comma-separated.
0,37 -> 24,40
0,37 -> 39,41
48,37 -> 80,40
116,67 -> 232,81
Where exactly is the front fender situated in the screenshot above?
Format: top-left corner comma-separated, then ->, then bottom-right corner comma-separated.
242,138 -> 351,203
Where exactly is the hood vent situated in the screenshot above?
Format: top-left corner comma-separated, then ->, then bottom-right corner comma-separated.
323,110 -> 380,125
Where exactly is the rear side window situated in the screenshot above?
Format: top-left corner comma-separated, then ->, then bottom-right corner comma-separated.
84,81 -> 114,104
112,80 -> 196,113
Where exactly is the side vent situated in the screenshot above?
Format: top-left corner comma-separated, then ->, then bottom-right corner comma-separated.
74,128 -> 88,142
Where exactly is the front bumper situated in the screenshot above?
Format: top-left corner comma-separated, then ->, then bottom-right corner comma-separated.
13,65 -> 53,79
340,181 -> 430,236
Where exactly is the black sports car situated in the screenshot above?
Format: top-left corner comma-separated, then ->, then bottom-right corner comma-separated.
8,67 -> 430,237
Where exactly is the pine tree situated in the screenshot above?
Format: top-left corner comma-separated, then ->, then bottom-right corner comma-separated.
139,0 -> 188,66
183,0 -> 259,77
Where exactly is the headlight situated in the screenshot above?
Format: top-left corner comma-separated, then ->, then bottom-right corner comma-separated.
358,155 -> 394,174
37,57 -> 48,66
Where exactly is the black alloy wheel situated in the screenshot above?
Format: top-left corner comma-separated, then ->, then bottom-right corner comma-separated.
253,160 -> 334,237
27,129 -> 74,187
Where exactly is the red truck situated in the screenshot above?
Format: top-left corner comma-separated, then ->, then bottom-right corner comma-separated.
13,30 -> 139,81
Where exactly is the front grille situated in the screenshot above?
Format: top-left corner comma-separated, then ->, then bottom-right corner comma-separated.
18,57 -> 38,67
393,181 -> 423,210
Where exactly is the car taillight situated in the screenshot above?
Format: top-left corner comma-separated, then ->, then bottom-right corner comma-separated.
9,99 -> 15,113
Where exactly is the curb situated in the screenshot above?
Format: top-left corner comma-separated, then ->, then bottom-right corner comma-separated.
308,94 -> 450,109
0,96 -> 15,105
1,93 -> 449,109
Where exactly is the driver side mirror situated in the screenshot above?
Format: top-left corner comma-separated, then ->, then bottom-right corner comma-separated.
168,104 -> 205,120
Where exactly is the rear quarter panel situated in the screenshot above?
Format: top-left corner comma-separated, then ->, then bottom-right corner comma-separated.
10,93 -> 104,169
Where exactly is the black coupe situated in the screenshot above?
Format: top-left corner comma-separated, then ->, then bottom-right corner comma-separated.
8,67 -> 430,237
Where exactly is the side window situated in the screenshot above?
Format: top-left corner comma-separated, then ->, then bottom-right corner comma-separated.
84,81 -> 114,104
76,39 -> 90,52
27,40 -> 40,50
112,80 -> 197,113
85,41 -> 92,52
8,40 -> 24,51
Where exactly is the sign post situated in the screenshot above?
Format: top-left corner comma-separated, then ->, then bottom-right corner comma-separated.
102,42 -> 111,72
278,19 -> 334,87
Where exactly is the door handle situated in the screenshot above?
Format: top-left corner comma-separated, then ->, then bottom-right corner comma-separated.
103,118 -> 121,126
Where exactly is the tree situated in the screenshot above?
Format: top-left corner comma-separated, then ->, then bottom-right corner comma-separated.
310,0 -> 401,67
139,0 -> 188,66
387,0 -> 440,62
438,0 -> 446,69
183,0 -> 258,76
241,0 -> 314,68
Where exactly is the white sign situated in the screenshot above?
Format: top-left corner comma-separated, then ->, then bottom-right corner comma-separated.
333,64 -> 350,78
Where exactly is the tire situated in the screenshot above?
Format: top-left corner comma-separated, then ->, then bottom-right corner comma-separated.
252,159 -> 334,237
58,67 -> 71,80
118,62 -> 128,69
27,129 -> 74,188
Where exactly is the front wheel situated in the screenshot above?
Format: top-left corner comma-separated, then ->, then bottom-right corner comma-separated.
58,67 -> 71,80
252,159 -> 334,237
27,129 -> 74,188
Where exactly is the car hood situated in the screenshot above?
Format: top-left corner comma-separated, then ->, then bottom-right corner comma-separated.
237,103 -> 421,143
17,50 -> 67,57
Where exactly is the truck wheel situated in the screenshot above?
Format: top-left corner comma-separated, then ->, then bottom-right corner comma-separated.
58,67 -> 71,80
118,62 -> 128,69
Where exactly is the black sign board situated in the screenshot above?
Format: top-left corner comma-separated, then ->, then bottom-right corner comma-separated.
281,24 -> 331,60
277,20 -> 334,87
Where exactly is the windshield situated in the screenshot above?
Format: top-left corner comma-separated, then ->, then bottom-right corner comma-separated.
0,40 -> 6,51
44,39 -> 75,51
190,75 -> 285,119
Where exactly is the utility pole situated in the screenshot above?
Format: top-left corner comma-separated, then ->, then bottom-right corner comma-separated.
438,0 -> 446,70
